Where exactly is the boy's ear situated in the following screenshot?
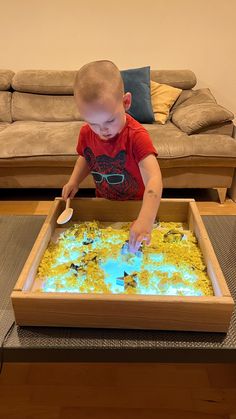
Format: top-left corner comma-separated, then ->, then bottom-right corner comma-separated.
123,92 -> 132,111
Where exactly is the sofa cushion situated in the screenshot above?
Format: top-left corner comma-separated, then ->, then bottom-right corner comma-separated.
170,90 -> 194,112
0,121 -> 83,158
12,67 -> 154,123
197,121 -> 234,136
11,69 -> 196,95
142,121 -> 236,160
171,88 -> 216,115
12,92 -> 82,122
12,70 -> 77,94
0,70 -> 14,90
0,92 -> 12,122
1,121 -> 236,163
172,102 -> 234,135
121,66 -> 154,123
150,70 -> 196,89
150,81 -> 182,124
0,122 -> 10,133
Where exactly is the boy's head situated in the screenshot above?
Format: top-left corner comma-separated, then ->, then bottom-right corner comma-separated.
74,60 -> 131,140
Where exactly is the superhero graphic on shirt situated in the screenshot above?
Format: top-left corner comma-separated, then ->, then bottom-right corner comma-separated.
84,147 -> 139,200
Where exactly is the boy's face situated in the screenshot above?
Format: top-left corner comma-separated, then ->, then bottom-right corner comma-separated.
75,93 -> 131,140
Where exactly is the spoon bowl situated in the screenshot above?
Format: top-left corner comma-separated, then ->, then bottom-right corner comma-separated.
57,198 -> 74,224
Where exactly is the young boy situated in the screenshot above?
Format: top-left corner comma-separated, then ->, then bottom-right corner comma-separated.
62,60 -> 163,253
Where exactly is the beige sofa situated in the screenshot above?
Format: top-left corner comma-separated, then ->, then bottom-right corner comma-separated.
0,68 -> 236,203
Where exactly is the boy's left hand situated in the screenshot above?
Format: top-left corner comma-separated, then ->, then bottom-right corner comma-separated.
128,218 -> 152,253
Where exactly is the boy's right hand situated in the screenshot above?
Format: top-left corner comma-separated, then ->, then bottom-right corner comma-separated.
62,182 -> 79,201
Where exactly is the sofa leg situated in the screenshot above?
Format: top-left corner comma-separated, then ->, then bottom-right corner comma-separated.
228,169 -> 236,202
216,187 -> 227,204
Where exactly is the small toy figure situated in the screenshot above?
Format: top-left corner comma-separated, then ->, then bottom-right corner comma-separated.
116,271 -> 138,289
82,236 -> 94,245
124,271 -> 138,289
163,229 -> 184,243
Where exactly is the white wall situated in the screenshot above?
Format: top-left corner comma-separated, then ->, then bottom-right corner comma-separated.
1,0 -> 236,118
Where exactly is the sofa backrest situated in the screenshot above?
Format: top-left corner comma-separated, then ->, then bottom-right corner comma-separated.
1,69 -> 197,123
12,92 -> 82,122
12,69 -> 196,94
0,69 -> 14,123
150,70 -> 196,90
11,70 -> 81,122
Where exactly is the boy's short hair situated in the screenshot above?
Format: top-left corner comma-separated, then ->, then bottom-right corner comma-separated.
74,60 -> 124,103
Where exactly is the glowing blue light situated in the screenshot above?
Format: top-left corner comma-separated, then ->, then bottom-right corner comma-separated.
39,224 -> 209,296
148,253 -> 164,263
155,264 -> 178,277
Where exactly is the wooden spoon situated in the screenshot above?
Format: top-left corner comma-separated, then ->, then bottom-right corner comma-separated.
57,198 -> 73,224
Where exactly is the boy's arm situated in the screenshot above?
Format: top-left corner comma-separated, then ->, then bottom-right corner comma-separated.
129,154 -> 163,252
62,156 -> 90,200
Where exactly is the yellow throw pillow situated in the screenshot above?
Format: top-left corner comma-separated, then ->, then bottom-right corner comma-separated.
151,80 -> 182,124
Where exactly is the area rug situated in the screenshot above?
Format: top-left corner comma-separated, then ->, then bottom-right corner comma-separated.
0,214 -> 236,362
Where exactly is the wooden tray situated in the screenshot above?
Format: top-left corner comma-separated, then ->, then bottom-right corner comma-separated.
11,198 -> 234,332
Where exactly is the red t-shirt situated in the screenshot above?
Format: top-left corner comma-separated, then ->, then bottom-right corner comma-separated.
76,114 -> 157,200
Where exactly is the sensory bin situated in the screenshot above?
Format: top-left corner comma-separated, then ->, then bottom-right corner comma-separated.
12,198 -> 234,330
34,221 -> 214,297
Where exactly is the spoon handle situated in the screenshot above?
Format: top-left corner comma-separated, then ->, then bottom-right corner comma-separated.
66,197 -> 71,209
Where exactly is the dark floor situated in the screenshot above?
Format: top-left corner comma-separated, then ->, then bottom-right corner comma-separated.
0,187 -> 224,202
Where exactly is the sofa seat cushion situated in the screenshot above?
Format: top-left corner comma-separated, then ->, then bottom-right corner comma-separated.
0,122 -> 10,133
0,121 -> 83,159
143,122 -> 236,160
0,121 -> 236,167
